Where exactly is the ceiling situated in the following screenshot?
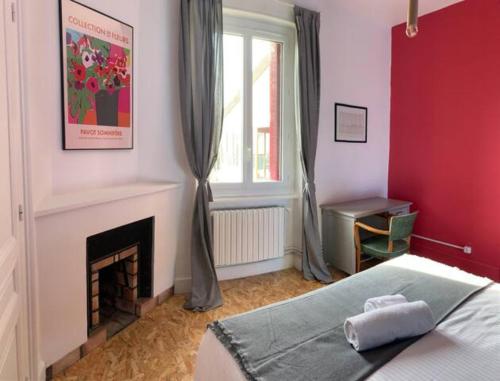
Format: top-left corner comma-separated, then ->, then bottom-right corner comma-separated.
336,0 -> 464,26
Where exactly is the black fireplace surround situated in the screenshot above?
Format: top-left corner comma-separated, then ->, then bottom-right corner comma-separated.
86,217 -> 154,333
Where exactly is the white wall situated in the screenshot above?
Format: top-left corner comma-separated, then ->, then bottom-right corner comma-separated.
21,0 -> 391,298
36,190 -> 180,366
23,1 -> 192,281
23,0 -> 141,206
22,0 -> 391,366
23,0 -> 390,208
221,0 -> 391,207
22,0 -> 192,368
135,0 -> 196,294
315,1 -> 391,205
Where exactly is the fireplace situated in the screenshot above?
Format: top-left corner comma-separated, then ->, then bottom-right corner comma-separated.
86,217 -> 154,336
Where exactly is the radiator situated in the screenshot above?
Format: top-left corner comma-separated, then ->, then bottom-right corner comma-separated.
212,207 -> 285,267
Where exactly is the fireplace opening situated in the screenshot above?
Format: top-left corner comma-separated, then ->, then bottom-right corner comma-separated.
87,217 -> 154,337
90,245 -> 139,337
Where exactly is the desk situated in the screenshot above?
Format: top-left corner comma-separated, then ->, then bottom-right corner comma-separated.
321,197 -> 412,274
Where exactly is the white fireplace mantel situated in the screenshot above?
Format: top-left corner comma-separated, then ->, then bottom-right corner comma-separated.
34,180 -> 184,366
34,181 -> 181,218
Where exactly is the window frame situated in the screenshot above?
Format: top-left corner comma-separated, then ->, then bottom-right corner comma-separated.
211,10 -> 297,199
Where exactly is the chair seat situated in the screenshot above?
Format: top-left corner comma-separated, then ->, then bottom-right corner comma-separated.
360,236 -> 409,259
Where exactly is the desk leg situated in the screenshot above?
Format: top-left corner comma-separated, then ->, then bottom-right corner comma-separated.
353,223 -> 361,273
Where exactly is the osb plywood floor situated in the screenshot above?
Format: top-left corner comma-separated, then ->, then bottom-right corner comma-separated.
54,267 -> 350,381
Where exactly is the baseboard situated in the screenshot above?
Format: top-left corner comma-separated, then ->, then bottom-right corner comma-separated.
292,251 -> 302,271
38,359 -> 46,381
173,277 -> 192,295
174,253 -> 300,295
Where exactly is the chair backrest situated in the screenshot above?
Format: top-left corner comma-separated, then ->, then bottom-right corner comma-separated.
389,212 -> 418,241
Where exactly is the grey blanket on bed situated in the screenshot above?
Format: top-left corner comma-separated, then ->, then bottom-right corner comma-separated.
209,257 -> 490,381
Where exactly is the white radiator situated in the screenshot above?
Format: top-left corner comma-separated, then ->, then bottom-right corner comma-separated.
212,207 -> 285,267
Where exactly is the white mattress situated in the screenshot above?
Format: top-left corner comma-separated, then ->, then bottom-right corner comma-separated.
195,258 -> 500,381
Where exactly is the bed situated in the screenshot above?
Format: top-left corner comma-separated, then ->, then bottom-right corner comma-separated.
194,255 -> 500,381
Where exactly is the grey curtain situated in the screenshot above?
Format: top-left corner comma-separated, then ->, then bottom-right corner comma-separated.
179,0 -> 224,311
295,7 -> 333,284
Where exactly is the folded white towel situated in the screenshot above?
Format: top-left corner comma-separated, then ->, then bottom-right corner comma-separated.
364,294 -> 408,312
344,301 -> 435,352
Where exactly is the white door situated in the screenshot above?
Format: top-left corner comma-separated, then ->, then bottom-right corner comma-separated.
0,1 -> 29,380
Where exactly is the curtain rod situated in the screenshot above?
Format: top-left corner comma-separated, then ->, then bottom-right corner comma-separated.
273,0 -> 295,9
223,7 -> 296,28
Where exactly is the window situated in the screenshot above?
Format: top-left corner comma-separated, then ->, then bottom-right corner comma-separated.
210,12 -> 296,197
211,34 -> 244,183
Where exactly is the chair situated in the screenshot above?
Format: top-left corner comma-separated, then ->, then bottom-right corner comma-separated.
353,212 -> 419,273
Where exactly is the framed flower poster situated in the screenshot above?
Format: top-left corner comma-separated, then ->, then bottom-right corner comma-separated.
60,0 -> 133,150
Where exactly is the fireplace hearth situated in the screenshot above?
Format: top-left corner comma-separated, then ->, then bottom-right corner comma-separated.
86,217 -> 154,336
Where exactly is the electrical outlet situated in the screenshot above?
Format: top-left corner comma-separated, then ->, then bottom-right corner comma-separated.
463,246 -> 472,255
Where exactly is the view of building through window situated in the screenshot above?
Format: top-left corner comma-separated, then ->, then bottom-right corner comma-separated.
253,39 -> 281,182
211,34 -> 282,184
211,34 -> 244,183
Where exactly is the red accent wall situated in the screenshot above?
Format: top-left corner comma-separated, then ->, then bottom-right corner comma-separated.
389,0 -> 500,281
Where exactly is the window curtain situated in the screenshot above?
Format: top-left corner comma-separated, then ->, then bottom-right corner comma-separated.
295,7 -> 333,284
178,0 -> 224,311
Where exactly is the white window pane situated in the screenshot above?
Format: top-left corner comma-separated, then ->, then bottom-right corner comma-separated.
211,35 -> 244,183
252,39 -> 281,183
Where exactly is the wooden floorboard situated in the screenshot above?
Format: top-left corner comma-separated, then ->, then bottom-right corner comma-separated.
54,266 -> 353,381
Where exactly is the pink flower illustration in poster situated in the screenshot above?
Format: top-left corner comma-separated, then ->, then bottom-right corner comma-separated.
66,29 -> 131,127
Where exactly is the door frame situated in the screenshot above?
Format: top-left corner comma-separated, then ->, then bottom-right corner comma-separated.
4,0 -> 42,379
